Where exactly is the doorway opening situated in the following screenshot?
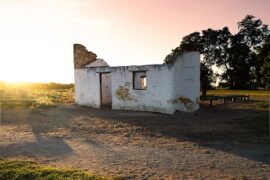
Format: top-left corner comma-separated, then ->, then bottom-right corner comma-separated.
100,73 -> 112,107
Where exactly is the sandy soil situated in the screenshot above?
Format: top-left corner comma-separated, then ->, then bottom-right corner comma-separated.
0,101 -> 269,179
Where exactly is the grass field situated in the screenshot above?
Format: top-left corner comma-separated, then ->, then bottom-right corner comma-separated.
207,89 -> 270,99
1,82 -> 269,102
0,82 -> 74,108
0,159 -> 107,180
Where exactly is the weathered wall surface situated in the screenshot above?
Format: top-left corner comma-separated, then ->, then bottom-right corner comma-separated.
171,52 -> 200,112
111,65 -> 175,114
74,44 -> 97,69
74,51 -> 200,114
74,68 -> 101,107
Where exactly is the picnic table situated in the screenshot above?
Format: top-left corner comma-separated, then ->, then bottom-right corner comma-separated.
200,95 -> 249,106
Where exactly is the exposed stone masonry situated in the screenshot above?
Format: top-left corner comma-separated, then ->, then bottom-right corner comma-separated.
74,44 -> 97,69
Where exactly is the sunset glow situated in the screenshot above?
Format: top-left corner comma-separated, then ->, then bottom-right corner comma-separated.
0,0 -> 269,83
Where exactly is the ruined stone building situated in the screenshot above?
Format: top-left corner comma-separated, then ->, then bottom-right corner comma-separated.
74,44 -> 200,114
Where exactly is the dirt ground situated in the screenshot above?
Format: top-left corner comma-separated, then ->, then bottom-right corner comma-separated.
0,100 -> 269,179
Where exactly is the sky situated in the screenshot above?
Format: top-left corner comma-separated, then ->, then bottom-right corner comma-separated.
0,0 -> 269,83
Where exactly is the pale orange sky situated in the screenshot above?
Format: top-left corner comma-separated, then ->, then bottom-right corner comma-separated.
0,0 -> 269,83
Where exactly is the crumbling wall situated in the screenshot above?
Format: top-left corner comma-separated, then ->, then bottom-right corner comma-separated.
74,44 -> 97,69
111,65 -> 176,114
74,48 -> 200,114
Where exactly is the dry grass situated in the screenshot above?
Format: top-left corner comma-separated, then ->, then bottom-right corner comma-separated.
208,89 -> 270,99
0,159 -> 108,180
0,83 -> 74,109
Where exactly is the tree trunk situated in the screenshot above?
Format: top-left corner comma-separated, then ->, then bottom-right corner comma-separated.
202,89 -> 207,96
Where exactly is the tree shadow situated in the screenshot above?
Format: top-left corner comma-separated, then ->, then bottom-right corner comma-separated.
73,101 -> 270,165
0,106 -> 73,159
0,137 -> 72,158
0,101 -> 269,166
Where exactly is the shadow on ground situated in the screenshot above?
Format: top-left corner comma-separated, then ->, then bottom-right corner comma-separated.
0,100 -> 269,166
69,100 -> 270,165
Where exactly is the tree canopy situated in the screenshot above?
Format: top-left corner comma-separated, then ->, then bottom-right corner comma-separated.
164,15 -> 270,91
257,35 -> 270,89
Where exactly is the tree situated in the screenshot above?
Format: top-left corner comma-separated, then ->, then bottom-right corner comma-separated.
215,15 -> 269,89
164,31 -> 217,95
232,15 -> 269,89
201,27 -> 231,66
200,63 -> 217,96
222,34 -> 254,89
257,35 -> 270,89
164,14 -> 269,91
238,15 -> 269,49
164,32 -> 201,64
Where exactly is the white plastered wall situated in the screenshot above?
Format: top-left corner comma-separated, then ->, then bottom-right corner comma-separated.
172,52 -> 200,111
111,65 -> 175,114
74,68 -> 101,108
74,52 -> 200,114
